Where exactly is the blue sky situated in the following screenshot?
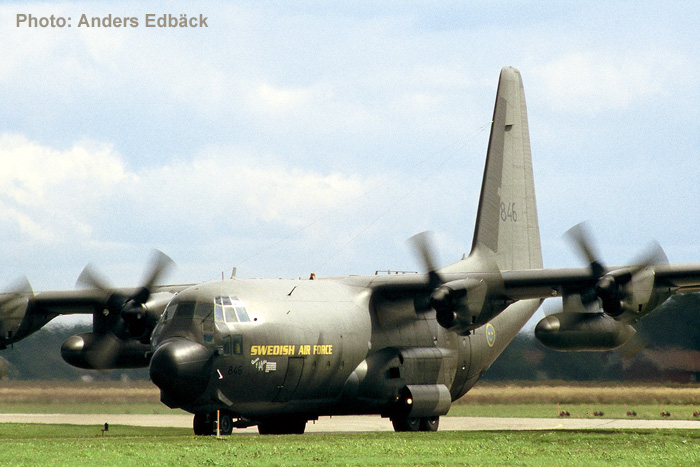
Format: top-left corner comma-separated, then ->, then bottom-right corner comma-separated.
1,2 -> 699,326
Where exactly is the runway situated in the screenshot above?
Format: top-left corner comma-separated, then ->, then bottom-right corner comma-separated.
2,414 -> 700,432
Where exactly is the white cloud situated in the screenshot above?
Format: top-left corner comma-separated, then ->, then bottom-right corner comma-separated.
533,50 -> 691,114
0,133 -> 374,251
0,134 -> 133,243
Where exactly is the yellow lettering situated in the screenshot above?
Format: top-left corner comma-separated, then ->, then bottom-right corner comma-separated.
313,344 -> 333,355
251,344 -> 313,356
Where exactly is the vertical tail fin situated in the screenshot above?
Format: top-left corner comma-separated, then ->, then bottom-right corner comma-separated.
471,67 -> 542,271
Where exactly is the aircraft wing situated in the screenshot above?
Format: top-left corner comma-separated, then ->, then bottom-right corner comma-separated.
368,263 -> 700,302
366,261 -> 700,337
0,283 -> 189,349
501,263 -> 700,300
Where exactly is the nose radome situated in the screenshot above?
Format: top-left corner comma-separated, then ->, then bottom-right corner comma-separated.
150,338 -> 212,406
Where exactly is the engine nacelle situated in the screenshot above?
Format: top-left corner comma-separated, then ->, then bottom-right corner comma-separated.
0,283 -> 52,349
597,267 -> 670,321
431,277 -> 506,335
396,384 -> 452,418
61,332 -> 151,369
535,312 -> 636,351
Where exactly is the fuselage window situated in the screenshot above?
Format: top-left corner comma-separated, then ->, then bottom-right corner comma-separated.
223,334 -> 243,355
232,334 -> 243,354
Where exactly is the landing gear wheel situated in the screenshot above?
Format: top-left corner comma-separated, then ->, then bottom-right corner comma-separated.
420,416 -> 440,432
193,413 -> 215,436
391,416 -> 420,432
258,417 -> 307,435
391,416 -> 440,432
219,411 -> 234,435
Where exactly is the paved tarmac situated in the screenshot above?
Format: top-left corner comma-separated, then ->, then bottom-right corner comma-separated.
2,413 -> 700,433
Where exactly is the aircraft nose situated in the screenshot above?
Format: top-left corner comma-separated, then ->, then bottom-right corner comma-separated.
150,338 -> 212,406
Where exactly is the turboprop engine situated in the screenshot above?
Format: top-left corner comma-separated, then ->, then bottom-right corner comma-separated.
408,233 -> 507,336
430,277 -> 506,335
536,223 -> 672,351
61,332 -> 152,369
535,311 -> 636,351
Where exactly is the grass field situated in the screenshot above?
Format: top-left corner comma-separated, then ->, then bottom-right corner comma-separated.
1,423 -> 699,466
2,381 -> 700,466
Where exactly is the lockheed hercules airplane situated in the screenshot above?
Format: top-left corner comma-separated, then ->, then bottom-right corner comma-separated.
3,67 -> 700,435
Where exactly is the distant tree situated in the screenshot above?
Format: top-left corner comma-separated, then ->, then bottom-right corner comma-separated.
637,294 -> 700,350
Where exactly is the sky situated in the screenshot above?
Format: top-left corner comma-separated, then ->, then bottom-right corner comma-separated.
1,1 -> 699,328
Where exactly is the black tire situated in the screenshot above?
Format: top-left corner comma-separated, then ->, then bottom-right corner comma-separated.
258,417 -> 307,435
419,416 -> 440,432
219,411 -> 234,436
193,413 -> 214,436
391,416 -> 420,432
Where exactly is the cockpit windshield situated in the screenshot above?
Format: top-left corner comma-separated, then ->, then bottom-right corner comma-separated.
214,296 -> 251,323
162,301 -> 213,321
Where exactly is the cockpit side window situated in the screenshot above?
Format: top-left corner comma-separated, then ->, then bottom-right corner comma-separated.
174,302 -> 195,319
195,302 -> 214,321
163,302 -> 177,322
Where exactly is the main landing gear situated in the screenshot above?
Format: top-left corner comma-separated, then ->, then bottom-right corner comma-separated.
391,415 -> 440,432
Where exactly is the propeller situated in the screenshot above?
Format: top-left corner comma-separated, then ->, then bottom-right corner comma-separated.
74,250 -> 174,368
77,249 -> 174,319
408,232 -> 443,289
408,232 -> 504,333
565,222 -> 667,317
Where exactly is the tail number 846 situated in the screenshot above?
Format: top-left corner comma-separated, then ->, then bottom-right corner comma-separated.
500,202 -> 517,222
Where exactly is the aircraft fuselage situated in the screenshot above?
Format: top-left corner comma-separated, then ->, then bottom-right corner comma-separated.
149,273 -> 540,428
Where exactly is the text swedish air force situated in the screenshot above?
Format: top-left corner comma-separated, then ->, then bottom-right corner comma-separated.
16,14 -> 208,28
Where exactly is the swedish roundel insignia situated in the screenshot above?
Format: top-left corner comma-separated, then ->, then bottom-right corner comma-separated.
486,323 -> 496,347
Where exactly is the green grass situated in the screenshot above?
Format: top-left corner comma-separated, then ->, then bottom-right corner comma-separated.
0,424 -> 699,466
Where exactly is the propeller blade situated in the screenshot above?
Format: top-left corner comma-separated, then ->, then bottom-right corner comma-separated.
76,263 -> 112,292
408,231 -> 443,288
628,241 -> 669,275
131,250 -> 175,305
84,332 -> 121,370
565,222 -> 605,279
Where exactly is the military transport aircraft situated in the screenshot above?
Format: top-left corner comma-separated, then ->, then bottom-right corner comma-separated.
3,67 -> 700,435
